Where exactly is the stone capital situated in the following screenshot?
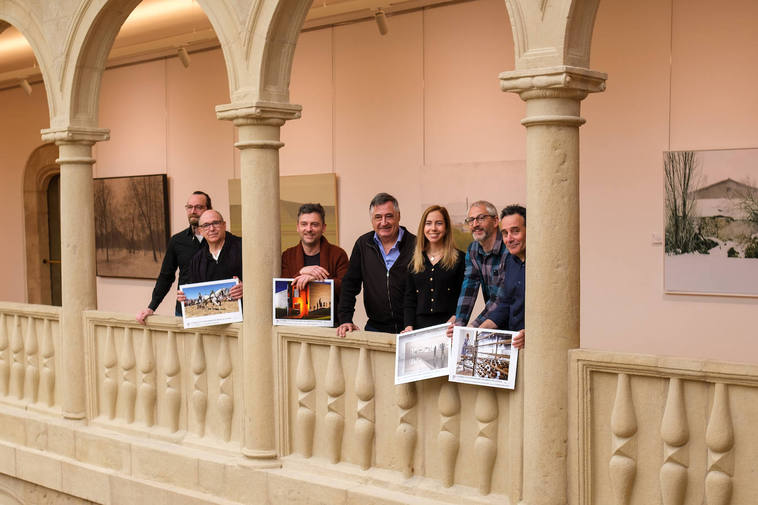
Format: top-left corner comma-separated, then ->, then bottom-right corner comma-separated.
499,65 -> 607,101
215,101 -> 302,127
40,126 -> 110,145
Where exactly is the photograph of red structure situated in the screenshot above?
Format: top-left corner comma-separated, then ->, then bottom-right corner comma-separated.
273,278 -> 333,326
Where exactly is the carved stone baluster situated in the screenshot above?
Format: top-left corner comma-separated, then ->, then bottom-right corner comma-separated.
39,318 -> 55,406
395,382 -> 417,478
102,326 -> 118,419
474,387 -> 498,495
355,347 -> 375,470
165,330 -> 181,432
190,332 -> 208,437
137,327 -> 156,426
0,313 -> 8,395
705,383 -> 734,505
660,377 -> 689,505
295,341 -> 316,457
325,345 -> 345,463
10,314 -> 24,398
118,327 -> 137,423
217,333 -> 234,442
438,382 -> 461,487
24,317 -> 39,403
609,373 -> 637,505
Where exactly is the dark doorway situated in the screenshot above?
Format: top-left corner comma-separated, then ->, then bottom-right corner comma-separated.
46,174 -> 61,306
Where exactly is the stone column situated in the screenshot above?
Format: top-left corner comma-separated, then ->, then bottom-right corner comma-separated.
40,126 -> 110,420
499,66 -> 605,505
216,102 -> 301,459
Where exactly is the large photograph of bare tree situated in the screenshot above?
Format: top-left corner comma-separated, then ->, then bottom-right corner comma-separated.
94,174 -> 169,279
664,148 -> 758,296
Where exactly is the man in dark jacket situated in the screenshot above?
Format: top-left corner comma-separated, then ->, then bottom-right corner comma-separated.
337,193 -> 416,336
136,191 -> 211,324
177,209 -> 243,303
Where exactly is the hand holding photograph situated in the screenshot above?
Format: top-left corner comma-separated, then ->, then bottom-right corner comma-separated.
449,326 -> 519,389
394,323 -> 451,384
273,278 -> 334,326
180,278 -> 242,329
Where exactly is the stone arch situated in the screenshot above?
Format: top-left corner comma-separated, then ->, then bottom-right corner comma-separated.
59,0 -> 240,128
0,1 -> 61,119
23,143 -> 60,305
564,0 -> 601,68
245,0 -> 313,104
504,0 -> 601,69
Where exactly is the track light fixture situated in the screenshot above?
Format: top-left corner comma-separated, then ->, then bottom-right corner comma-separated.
374,9 -> 388,36
20,79 -> 32,96
177,46 -> 191,68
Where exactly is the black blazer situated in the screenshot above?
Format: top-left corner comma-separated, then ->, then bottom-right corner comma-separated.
338,227 -> 416,333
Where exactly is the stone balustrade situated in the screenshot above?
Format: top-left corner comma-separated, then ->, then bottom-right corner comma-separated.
0,310 -> 527,504
570,349 -> 758,505
4,308 -> 758,505
83,311 -> 242,449
0,302 -> 60,412
274,327 -> 524,501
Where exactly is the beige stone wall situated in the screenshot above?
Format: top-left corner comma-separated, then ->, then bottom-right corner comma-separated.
0,473 -> 96,505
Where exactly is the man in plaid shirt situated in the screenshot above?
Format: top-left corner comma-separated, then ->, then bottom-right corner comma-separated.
446,200 -> 524,349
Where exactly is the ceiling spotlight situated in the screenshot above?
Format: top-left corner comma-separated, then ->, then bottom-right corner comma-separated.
177,47 -> 191,68
374,9 -> 388,36
20,79 -> 32,96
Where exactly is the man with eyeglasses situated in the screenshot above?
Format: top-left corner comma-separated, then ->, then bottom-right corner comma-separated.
446,200 -> 524,348
337,193 -> 416,336
136,191 -> 212,324
186,210 -> 243,295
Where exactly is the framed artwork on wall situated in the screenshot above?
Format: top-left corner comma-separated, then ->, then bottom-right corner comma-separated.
664,148 -> 758,296
94,174 -> 170,279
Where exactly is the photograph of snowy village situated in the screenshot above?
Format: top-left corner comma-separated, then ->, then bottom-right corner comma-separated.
664,148 -> 758,295
273,279 -> 333,326
394,323 -> 450,384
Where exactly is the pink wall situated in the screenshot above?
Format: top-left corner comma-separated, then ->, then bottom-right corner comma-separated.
0,0 -> 756,362
0,82 -> 50,302
94,50 -> 234,314
581,0 -> 758,361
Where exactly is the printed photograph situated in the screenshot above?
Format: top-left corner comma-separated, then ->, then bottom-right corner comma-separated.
664,148 -> 758,296
180,278 -> 242,329
449,326 -> 519,390
394,323 -> 451,384
273,278 -> 334,326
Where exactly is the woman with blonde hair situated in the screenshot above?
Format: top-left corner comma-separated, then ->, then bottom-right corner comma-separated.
402,205 -> 465,331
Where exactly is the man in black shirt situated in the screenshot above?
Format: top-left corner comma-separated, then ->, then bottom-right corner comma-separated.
177,210 -> 243,302
135,191 -> 211,324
